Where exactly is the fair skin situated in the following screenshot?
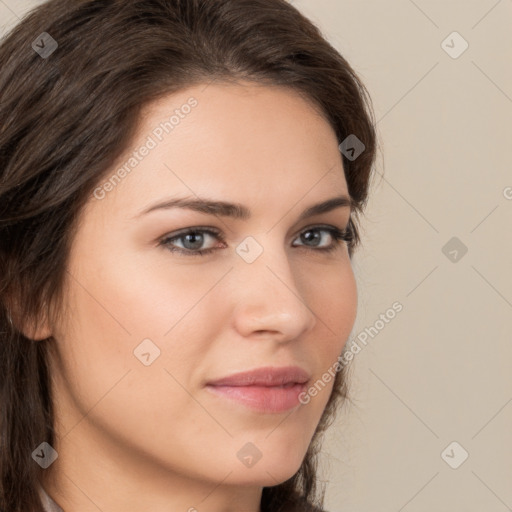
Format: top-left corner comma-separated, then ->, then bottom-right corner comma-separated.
30,80 -> 358,512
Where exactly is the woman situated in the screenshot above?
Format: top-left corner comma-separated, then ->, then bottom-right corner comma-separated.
0,0 -> 378,511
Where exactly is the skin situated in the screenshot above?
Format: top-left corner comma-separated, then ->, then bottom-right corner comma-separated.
31,80 -> 358,512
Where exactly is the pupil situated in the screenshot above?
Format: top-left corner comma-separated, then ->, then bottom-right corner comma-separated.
184,233 -> 203,249
303,230 -> 320,246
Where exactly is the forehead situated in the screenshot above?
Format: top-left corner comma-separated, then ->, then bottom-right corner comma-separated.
89,81 -> 349,219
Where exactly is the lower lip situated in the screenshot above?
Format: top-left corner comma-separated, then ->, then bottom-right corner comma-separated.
205,383 -> 307,413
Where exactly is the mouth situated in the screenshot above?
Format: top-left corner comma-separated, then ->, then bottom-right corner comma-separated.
205,366 -> 310,413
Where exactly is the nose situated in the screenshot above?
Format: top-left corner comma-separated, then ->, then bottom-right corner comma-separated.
230,245 -> 317,342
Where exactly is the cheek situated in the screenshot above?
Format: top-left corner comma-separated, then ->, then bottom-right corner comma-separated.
54,249 -> 228,403
306,262 -> 357,407
93,247 -> 230,338
309,260 -> 358,354
51,261 -> 222,468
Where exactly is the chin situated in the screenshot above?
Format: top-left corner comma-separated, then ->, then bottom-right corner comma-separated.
228,456 -> 305,487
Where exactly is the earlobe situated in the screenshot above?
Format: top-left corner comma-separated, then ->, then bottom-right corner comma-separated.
6,303 -> 53,341
19,314 -> 53,341
22,321 -> 53,341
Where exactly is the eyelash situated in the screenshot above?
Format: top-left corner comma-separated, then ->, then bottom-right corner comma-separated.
158,224 -> 353,257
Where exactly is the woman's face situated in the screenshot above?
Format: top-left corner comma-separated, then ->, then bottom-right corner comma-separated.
41,81 -> 357,507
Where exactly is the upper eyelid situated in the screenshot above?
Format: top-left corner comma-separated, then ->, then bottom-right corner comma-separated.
163,223 -> 347,235
160,223 -> 348,245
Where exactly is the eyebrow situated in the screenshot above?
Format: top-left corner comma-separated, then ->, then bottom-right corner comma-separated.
134,194 -> 354,222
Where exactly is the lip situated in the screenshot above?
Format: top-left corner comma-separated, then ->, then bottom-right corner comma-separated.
205,366 -> 311,413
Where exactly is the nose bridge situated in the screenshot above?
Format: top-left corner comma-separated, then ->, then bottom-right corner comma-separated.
231,237 -> 317,339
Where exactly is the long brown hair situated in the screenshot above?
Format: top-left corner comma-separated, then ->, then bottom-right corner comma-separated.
0,1 -> 378,510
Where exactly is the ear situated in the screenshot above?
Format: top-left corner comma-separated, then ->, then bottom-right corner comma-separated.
7,296 -> 53,341
18,315 -> 52,341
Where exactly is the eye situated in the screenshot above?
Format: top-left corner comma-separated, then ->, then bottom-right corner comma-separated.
158,224 -> 353,257
159,227 -> 224,257
292,225 -> 353,253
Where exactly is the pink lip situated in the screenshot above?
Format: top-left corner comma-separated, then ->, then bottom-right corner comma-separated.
205,366 -> 310,413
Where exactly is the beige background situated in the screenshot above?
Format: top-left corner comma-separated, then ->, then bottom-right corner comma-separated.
1,1 -> 511,511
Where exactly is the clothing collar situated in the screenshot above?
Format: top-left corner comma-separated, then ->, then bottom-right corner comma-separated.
38,485 -> 65,512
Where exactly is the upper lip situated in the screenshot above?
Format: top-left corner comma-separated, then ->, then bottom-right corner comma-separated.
206,366 -> 311,387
